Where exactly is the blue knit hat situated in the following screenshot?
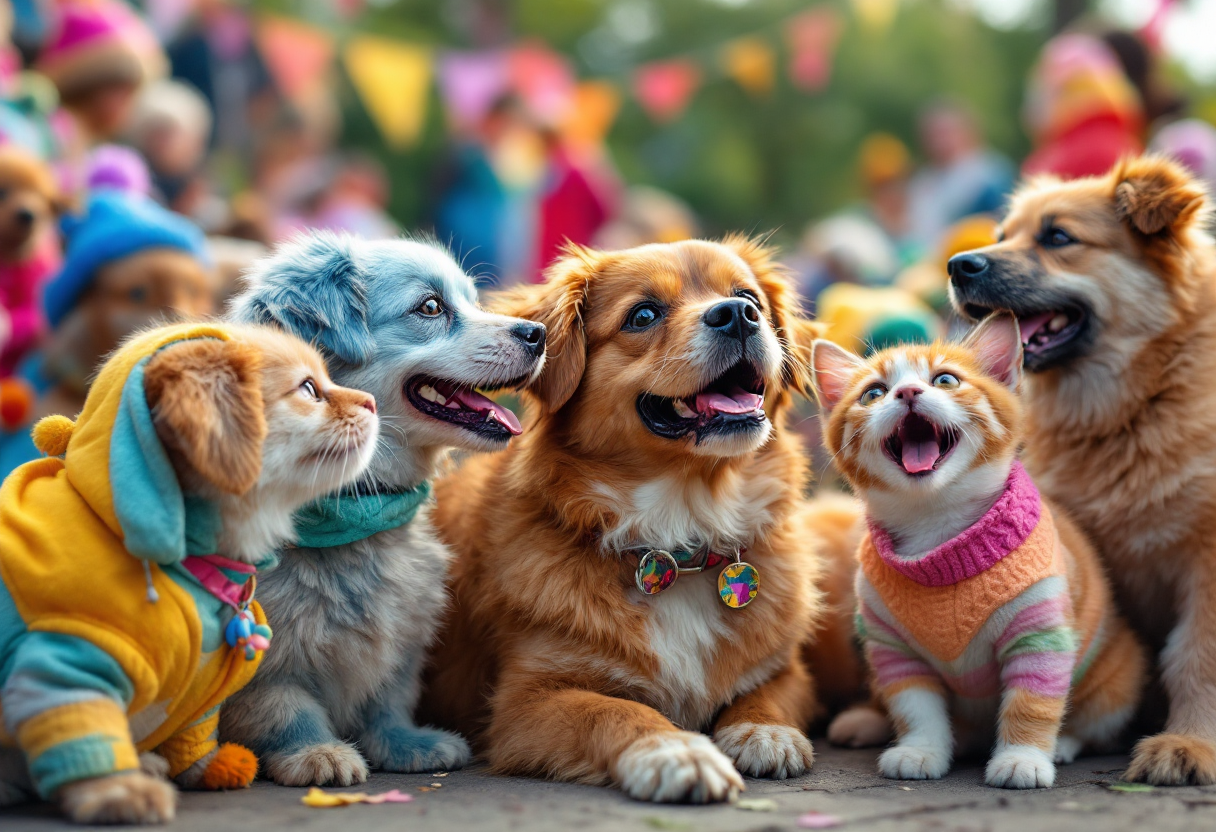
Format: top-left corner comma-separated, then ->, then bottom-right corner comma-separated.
45,190 -> 209,327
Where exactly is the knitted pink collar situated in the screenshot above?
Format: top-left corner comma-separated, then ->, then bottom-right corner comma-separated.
866,462 -> 1040,587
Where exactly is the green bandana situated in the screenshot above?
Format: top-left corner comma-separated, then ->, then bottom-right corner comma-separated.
292,481 -> 432,549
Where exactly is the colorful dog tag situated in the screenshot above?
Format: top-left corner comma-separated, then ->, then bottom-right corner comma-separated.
718,561 -> 760,608
636,549 -> 678,595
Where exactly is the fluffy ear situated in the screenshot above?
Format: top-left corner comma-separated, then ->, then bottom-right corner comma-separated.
228,231 -> 373,365
810,340 -> 866,413
723,234 -> 825,395
1113,155 -> 1208,236
960,312 -> 1023,390
144,338 -> 267,495
490,246 -> 598,412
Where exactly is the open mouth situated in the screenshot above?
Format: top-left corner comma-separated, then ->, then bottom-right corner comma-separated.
404,375 -> 526,441
636,358 -> 766,443
963,303 -> 1089,371
883,412 -> 958,477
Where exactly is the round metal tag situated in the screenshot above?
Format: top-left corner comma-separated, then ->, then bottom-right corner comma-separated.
718,562 -> 760,608
636,549 -> 678,595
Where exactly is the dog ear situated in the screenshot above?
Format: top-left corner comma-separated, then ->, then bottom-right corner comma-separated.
810,340 -> 866,414
723,234 -> 825,395
491,246 -> 599,412
144,338 -> 267,495
1113,155 -> 1208,236
228,232 -> 374,366
960,312 -> 1023,391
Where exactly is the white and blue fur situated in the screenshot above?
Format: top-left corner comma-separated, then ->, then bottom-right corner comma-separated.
220,232 -> 545,785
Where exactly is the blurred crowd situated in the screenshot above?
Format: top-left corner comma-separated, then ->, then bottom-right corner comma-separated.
0,1 -> 1215,481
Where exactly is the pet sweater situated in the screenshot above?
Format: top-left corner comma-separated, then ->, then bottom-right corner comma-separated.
0,323 -> 268,798
855,463 -> 1105,703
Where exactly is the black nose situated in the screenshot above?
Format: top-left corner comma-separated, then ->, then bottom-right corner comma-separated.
14,208 -> 34,227
947,252 -> 990,287
511,321 -> 546,357
702,298 -> 760,340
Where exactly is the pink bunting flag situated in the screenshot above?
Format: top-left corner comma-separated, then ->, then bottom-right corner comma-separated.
437,50 -> 511,130
509,41 -> 576,121
633,59 -> 702,123
785,6 -> 844,92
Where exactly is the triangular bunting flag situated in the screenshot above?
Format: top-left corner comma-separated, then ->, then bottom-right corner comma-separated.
561,80 -> 620,150
509,41 -> 576,121
255,15 -> 334,104
344,36 -> 433,150
438,50 -> 510,130
633,60 -> 701,123
851,0 -> 900,34
785,6 -> 844,92
720,37 -> 776,97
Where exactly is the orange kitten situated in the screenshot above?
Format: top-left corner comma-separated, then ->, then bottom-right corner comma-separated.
810,315 -> 1145,789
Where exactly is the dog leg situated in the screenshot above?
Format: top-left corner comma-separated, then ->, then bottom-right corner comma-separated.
220,682 -> 368,787
827,701 -> 892,749
359,660 -> 470,773
487,670 -> 742,803
1127,577 -> 1216,785
713,658 -> 817,779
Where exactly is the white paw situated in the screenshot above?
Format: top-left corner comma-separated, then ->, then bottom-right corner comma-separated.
986,744 -> 1055,789
827,706 -> 893,748
267,742 -> 369,787
60,772 -> 178,825
878,744 -> 951,780
1054,735 -> 1083,765
615,731 -> 744,803
714,722 -> 814,779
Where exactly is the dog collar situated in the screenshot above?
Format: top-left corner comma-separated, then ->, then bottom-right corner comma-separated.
181,554 -> 272,661
625,544 -> 760,609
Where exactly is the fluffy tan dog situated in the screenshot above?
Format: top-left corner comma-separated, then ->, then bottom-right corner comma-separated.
948,156 -> 1216,785
422,238 -> 841,803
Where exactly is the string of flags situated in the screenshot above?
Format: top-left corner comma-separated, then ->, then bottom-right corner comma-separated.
253,4 -> 852,151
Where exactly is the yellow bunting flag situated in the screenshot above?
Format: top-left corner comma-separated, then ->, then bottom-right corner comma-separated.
851,0 -> 901,34
720,36 -> 776,97
343,36 -> 433,150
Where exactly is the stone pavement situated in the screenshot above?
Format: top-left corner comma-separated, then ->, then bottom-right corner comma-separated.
4,745 -> 1215,831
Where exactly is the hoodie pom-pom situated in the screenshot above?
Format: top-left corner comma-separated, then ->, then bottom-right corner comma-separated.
32,415 -> 75,456
0,378 -> 35,430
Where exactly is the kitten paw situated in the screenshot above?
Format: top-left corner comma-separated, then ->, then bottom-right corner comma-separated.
878,744 -> 951,780
1054,735 -> 1083,765
266,742 -> 369,787
714,722 -> 814,779
827,706 -> 893,748
138,753 -> 171,780
986,744 -> 1055,789
1125,733 -> 1216,786
59,772 -> 177,825
614,731 -> 743,803
362,726 -> 471,773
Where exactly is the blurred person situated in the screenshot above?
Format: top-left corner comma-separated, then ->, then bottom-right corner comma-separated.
532,126 -> 616,281
796,214 -> 900,310
1022,33 -> 1144,180
125,78 -> 212,210
857,132 -> 920,268
310,154 -> 399,239
593,185 -> 699,249
815,281 -> 940,356
1102,30 -> 1185,129
906,99 -> 1013,251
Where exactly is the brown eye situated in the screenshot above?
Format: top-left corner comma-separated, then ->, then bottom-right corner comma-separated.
933,373 -> 960,389
860,384 -> 886,405
417,297 -> 443,317
299,378 -> 322,401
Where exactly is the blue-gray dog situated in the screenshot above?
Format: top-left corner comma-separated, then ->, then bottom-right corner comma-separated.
220,232 -> 545,785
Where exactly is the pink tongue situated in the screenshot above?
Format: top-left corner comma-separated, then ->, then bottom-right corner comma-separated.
449,387 -> 523,435
694,389 -> 764,416
1018,312 -> 1055,344
901,437 -> 941,474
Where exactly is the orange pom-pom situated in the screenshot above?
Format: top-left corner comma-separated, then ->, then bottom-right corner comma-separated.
200,743 -> 258,790
0,378 -> 35,430
31,414 -> 75,456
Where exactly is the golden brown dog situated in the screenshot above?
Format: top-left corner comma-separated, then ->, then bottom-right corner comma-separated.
423,238 -> 840,803
947,156 -> 1216,785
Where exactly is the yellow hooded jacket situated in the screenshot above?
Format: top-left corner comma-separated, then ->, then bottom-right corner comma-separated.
0,324 -> 268,798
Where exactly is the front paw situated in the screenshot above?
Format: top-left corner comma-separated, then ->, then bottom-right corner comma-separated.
266,742 -> 369,787
363,726 -> 471,773
1125,733 -> 1216,786
614,731 -> 743,803
199,743 -> 258,789
985,744 -> 1055,789
878,744 -> 951,780
59,772 -> 177,825
714,722 -> 814,779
